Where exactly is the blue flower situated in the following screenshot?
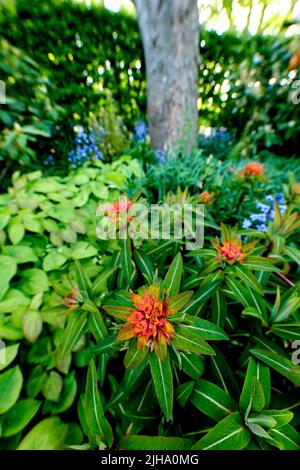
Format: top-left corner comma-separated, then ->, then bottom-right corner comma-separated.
134,120 -> 148,143
242,219 -> 252,229
155,149 -> 166,165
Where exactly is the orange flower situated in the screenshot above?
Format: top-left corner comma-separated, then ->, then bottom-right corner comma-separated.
116,285 -> 175,357
213,238 -> 246,264
239,162 -> 264,177
106,198 -> 133,223
198,191 -> 212,204
211,224 -> 255,265
64,287 -> 82,311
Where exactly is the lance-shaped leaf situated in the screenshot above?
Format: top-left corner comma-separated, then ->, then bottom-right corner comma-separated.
212,289 -> 226,328
102,304 -> 131,320
168,291 -> 193,313
242,256 -> 280,272
251,348 -> 300,386
171,326 -> 215,355
133,250 -> 155,282
91,266 -> 118,296
183,314 -> 229,341
175,381 -> 194,407
120,237 -> 134,285
268,424 -> 300,450
192,412 -> 251,450
191,379 -> 238,421
56,311 -> 88,372
149,353 -> 173,421
161,252 -> 183,296
240,357 -> 270,412
231,264 -> 264,295
271,323 -> 300,341
88,312 -> 108,342
124,340 -> 148,370
84,359 -> 113,447
74,260 -> 91,296
179,352 -> 205,379
92,335 -> 121,354
182,279 -> 222,315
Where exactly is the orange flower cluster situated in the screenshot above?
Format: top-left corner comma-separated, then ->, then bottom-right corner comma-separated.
106,199 -> 133,223
213,239 -> 246,264
116,286 -> 175,353
239,162 -> 264,178
198,191 -> 212,204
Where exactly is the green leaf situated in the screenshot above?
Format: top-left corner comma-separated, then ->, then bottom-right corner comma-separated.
184,315 -> 229,341
182,279 -> 221,314
180,352 -> 205,379
251,348 -> 300,386
74,260 -> 91,295
149,353 -> 173,421
175,381 -> 194,407
242,256 -> 280,272
43,372 -> 77,414
56,311 -> 88,373
192,412 -> 251,450
42,371 -> 63,402
43,251 -> 67,272
8,219 -> 25,244
124,340 -> 148,370
254,410 -> 293,428
191,379 -> 238,421
92,334 -> 121,354
0,343 -> 19,371
240,357 -> 270,412
120,237 -> 134,285
268,425 -> 300,450
20,268 -> 49,295
88,313 -> 108,342
0,255 -> 17,283
133,250 -> 155,282
161,252 -> 183,296
92,266 -> 118,295
168,291 -> 193,313
84,359 -> 113,447
17,417 -> 68,450
71,241 -> 97,260
119,436 -> 193,450
171,326 -> 215,355
212,289 -> 226,328
0,366 -> 23,414
2,245 -> 38,264
22,310 -> 43,343
232,264 -> 264,295
2,399 -> 41,437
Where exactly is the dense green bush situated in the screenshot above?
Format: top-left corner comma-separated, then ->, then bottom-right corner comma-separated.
1,0 -> 299,172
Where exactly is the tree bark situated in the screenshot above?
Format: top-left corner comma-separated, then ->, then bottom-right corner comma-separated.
135,0 -> 199,152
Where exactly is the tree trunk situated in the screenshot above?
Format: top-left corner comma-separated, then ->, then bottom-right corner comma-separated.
135,0 -> 199,152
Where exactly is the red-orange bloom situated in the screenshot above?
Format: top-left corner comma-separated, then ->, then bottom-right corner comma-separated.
239,162 -> 264,177
215,240 -> 245,264
64,287 -> 82,310
198,191 -> 213,204
116,285 -> 175,354
106,199 -> 133,222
